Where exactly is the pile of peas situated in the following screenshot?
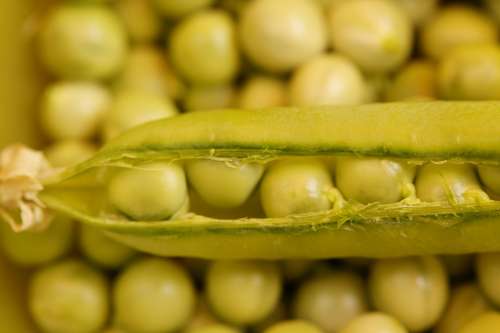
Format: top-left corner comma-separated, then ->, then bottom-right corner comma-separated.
4,0 -> 500,332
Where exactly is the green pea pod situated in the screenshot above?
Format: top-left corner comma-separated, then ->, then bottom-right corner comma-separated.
4,101 -> 500,259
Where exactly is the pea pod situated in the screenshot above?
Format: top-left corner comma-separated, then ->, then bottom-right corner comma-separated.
3,101 -> 500,259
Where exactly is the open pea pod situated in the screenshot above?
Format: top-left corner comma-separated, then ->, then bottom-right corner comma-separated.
4,101 -> 500,259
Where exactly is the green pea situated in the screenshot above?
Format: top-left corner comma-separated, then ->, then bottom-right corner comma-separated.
289,54 -> 367,106
458,312 -> 500,333
264,320 -> 323,333
113,257 -> 196,333
45,140 -> 97,168
339,313 -> 407,333
186,159 -> 263,208
114,45 -> 185,99
41,81 -> 111,140
115,0 -> 162,43
37,4 -> 127,80
238,76 -> 288,109
389,0 -> 438,26
478,165 -> 500,196
335,157 -> 416,204
293,271 -> 368,333
440,254 -> 473,278
240,0 -> 327,73
107,162 -> 188,221
103,91 -> 178,141
385,60 -> 437,101
415,163 -> 488,203
369,256 -> 449,332
260,158 -> 335,218
169,10 -> 239,85
363,74 -> 390,103
184,297 -> 220,332
184,84 -> 236,111
328,0 -> 413,73
476,252 -> 500,307
438,44 -> 500,100
207,260 -> 282,325
29,259 -> 109,333
435,283 -> 492,333
79,224 -> 137,269
188,324 -> 241,333
1,216 -> 73,267
154,0 -> 215,19
420,5 -> 497,60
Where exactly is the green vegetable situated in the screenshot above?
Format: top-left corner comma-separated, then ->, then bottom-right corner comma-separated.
206,260 -> 282,325
45,140 -> 97,168
389,0 -> 438,26
113,257 -> 196,332
458,312 -> 500,333
478,165 -> 500,196
38,3 -> 127,80
369,256 -> 448,331
238,76 -> 288,109
476,252 -> 500,307
264,320 -> 323,333
29,259 -> 109,333
384,60 -> 437,101
184,84 -> 236,111
188,324 -> 240,333
339,313 -> 407,333
115,0 -> 162,43
154,0 -> 215,18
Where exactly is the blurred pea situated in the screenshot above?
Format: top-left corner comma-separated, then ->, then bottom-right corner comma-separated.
154,0 -> 215,19
264,320 -> 323,333
184,297 -> 221,332
385,60 -> 437,101
339,313 -> 407,333
282,260 -> 314,282
478,165 -> 500,196
189,325 -> 241,333
184,84 -> 236,111
239,76 -> 288,109
45,140 -> 96,168
476,252 -> 500,307
115,0 -> 162,43
389,0 -> 438,26
253,302 -> 287,333
458,312 -> 500,333
363,74 -> 390,103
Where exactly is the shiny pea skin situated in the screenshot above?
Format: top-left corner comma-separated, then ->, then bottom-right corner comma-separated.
240,0 -> 327,73
264,320 -> 323,333
339,312 -> 407,333
103,90 -> 178,141
184,84 -> 236,111
154,0 -> 215,18
38,4 -> 127,80
79,224 -> 137,269
169,10 -> 239,85
415,163 -> 488,203
328,0 -> 413,73
335,157 -> 416,204
476,252 -> 500,307
239,76 -> 288,109
113,258 -> 196,333
1,216 -> 74,266
29,259 -> 109,333
260,158 -> 334,218
45,140 -> 97,168
369,256 -> 449,332
420,5 -> 498,60
115,0 -> 162,43
207,260 -> 282,325
289,53 -> 367,107
107,162 -> 188,221
41,81 -> 111,140
458,312 -> 500,333
186,159 -> 264,208
385,60 -> 437,101
438,44 -> 500,100
435,283 -> 493,333
293,271 -> 368,333
478,165 -> 500,196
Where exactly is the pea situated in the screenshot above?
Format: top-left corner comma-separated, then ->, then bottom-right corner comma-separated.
184,84 -> 237,111
415,163 -> 488,204
260,159 -> 335,218
385,60 -> 437,101
478,165 -> 500,196
40,81 -> 111,141
264,320 -> 323,333
339,313 -> 407,333
115,0 -> 162,43
328,0 -> 413,73
458,312 -> 500,333
107,162 -> 188,221
438,44 -> 500,100
169,10 -> 239,85
238,76 -> 288,109
184,297 -> 220,332
188,324 -> 241,333
363,74 -> 390,103
282,260 -> 314,281
476,252 -> 500,307
440,254 -> 473,278
240,0 -> 327,73
113,257 -> 196,333
253,302 -> 287,332
114,45 -> 185,99
186,159 -> 264,208
79,224 -> 137,269
103,91 -> 178,141
435,283 -> 492,333
369,256 -> 448,332
289,54 -> 367,107
207,260 -> 282,325
0,216 -> 73,267
154,0 -> 215,19
335,158 -> 416,204
420,5 -> 497,60
389,0 -> 438,26
292,271 -> 368,333
45,140 -> 96,168
37,4 -> 127,80
29,259 -> 109,333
